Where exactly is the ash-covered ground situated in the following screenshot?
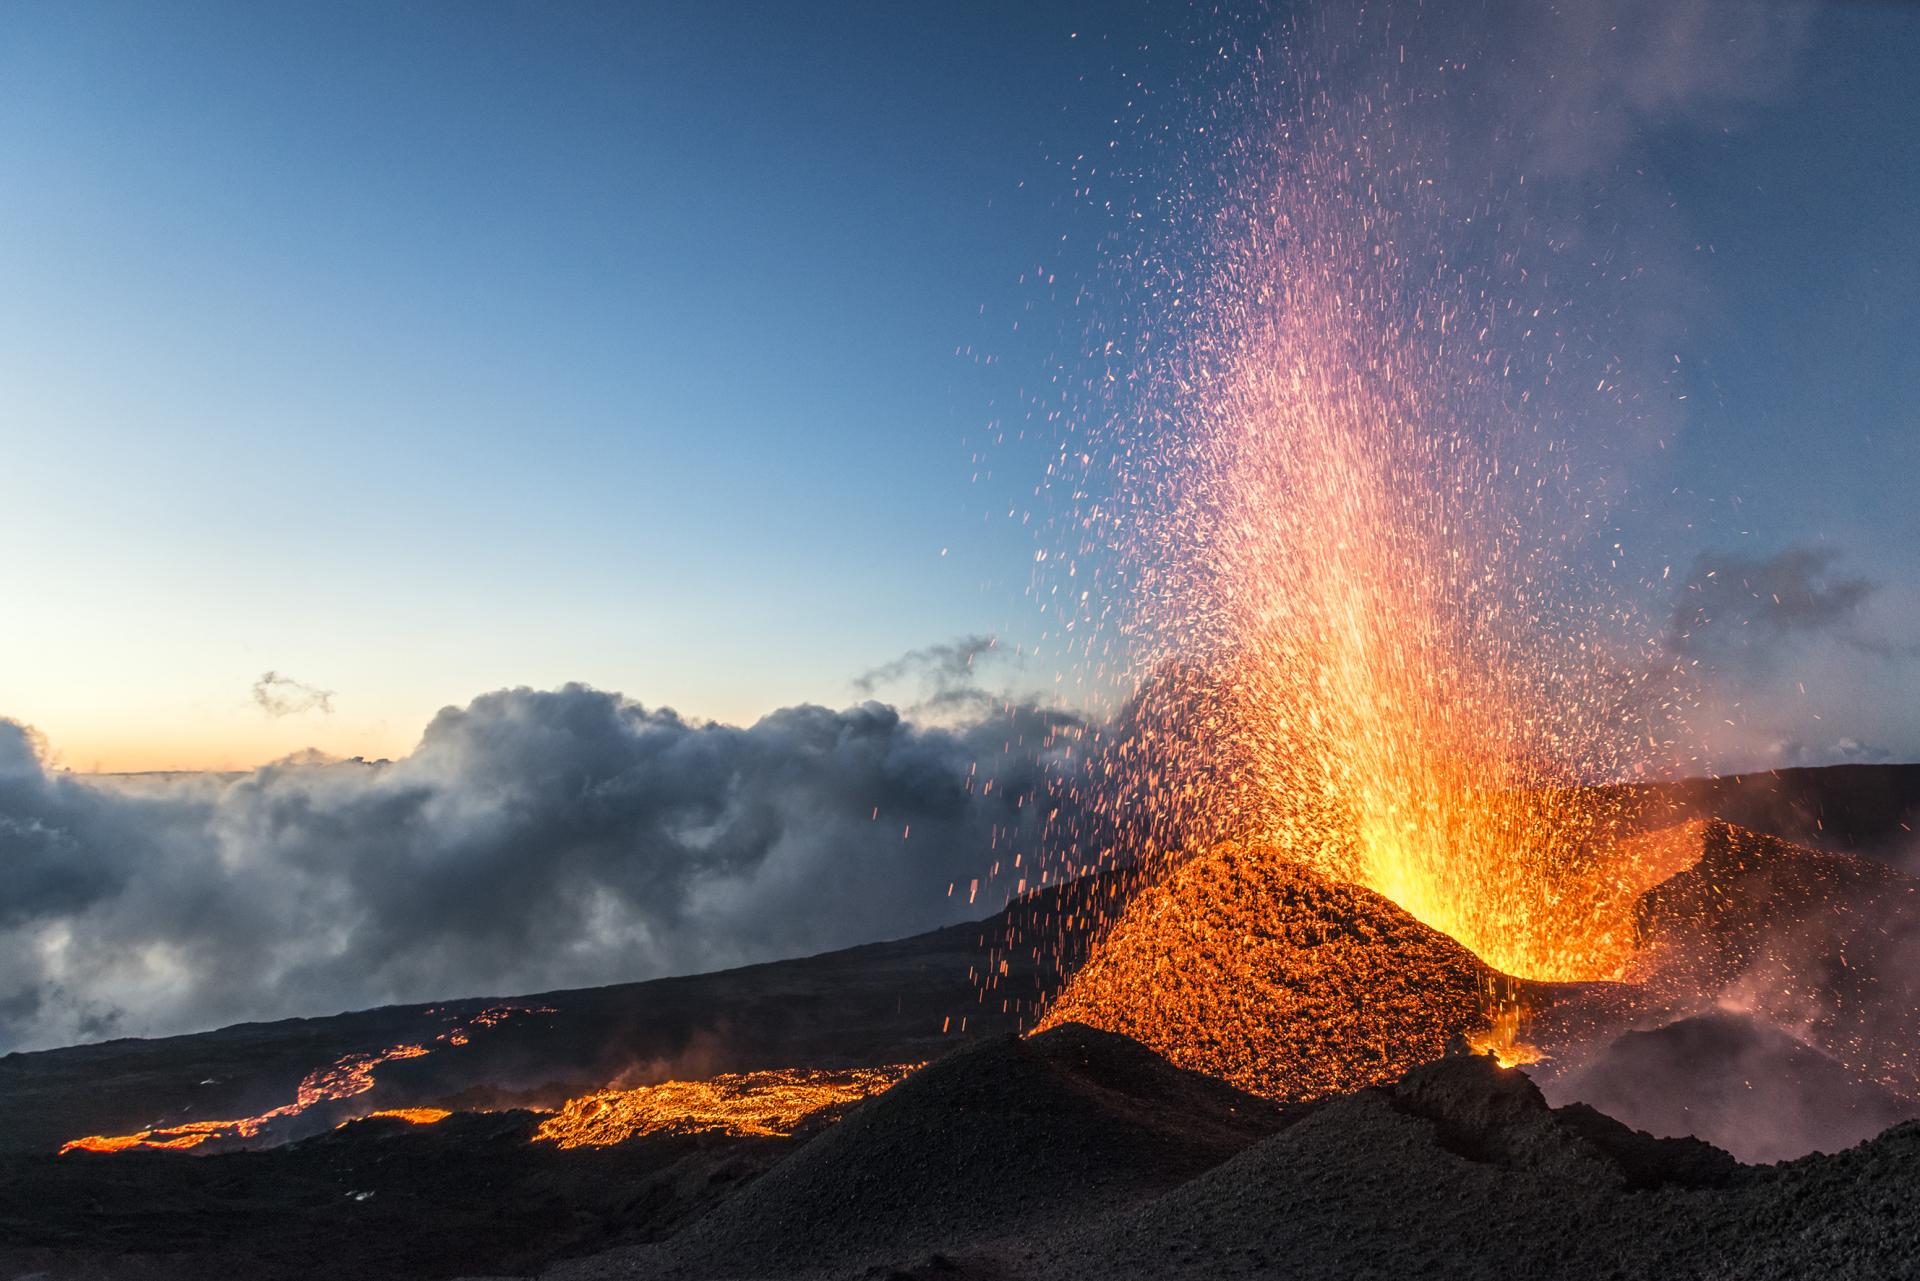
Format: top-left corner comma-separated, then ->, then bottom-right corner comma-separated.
2,763 -> 1916,1281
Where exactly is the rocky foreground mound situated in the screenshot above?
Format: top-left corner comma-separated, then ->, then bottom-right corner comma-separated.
553,1025 -> 1920,1281
555,1023 -> 1289,1279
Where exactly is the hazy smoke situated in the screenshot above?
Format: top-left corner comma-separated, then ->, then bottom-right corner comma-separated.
852,634 -> 1008,713
1541,1010 -> 1916,1165
252,670 -> 336,718
1671,547 -> 1880,670
1470,0 -> 1813,176
1668,546 -> 1920,769
0,681 -> 1097,1053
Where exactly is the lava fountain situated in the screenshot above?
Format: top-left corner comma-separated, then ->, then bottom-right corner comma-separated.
1034,20 -> 1685,1086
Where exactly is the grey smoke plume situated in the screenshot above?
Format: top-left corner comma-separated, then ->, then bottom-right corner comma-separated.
1666,546 -> 1920,769
852,634 -> 1008,712
1671,546 -> 1879,669
252,671 -> 336,717
0,681 -> 1097,1053
1470,0 -> 1814,176
1541,1010 -> 1916,1165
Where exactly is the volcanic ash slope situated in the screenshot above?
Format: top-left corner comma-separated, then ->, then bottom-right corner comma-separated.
1040,1053 -> 1920,1281
549,1024 -> 1289,1280
549,1038 -> 1920,1281
1037,840 -> 1523,1100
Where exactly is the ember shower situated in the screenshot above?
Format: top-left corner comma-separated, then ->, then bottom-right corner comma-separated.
1048,16 -> 1684,985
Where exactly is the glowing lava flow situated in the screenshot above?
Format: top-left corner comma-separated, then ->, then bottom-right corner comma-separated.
362,1107 -> 453,1125
535,1064 -> 919,1148
59,1005 -> 549,1155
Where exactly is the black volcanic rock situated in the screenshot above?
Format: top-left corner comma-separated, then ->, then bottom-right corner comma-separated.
555,1023 -> 1289,1279
551,1046 -> 1920,1281
1030,1054 -> 1916,1281
544,1045 -> 1920,1281
0,1112 -> 792,1281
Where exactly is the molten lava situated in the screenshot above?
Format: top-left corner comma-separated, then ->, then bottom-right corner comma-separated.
59,1005 -> 549,1155
534,1064 -> 918,1148
362,1107 -> 453,1125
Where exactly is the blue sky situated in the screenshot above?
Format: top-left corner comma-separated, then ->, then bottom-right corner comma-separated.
0,1 -> 1914,771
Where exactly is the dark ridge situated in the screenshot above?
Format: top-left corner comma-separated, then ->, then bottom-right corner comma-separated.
1387,1054 -> 1740,1189
1608,762 -> 1920,863
558,1023 -> 1289,1279
1034,1050 -> 1920,1281
0,1110 -> 793,1281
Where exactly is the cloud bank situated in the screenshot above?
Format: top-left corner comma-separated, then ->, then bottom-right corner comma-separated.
0,683 -> 1096,1054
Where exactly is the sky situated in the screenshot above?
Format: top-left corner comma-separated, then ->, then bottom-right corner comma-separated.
2,0 -> 1918,1050
0,0 -> 1916,775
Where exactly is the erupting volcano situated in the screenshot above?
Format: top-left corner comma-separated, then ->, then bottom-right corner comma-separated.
1024,28 -> 1697,1095
6,5 -> 1917,1280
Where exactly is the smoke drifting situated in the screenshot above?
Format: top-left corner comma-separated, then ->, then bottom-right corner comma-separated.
1668,545 -> 1920,769
1469,0 -> 1813,175
1542,1010 -> 1915,1165
0,679 -> 1096,1054
851,635 -> 1008,714
1672,547 -> 1880,670
252,671 -> 336,718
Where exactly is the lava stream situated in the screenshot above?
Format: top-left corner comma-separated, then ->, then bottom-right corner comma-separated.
535,1064 -> 919,1148
59,1004 -> 549,1155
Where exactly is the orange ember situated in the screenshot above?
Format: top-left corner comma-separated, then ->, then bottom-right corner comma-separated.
535,1064 -> 919,1148
1466,996 -> 1545,1069
1027,32 -> 1695,1082
1039,841 -> 1543,1099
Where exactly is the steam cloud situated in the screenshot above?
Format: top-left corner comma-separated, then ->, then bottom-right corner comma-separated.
0,683 -> 1095,1054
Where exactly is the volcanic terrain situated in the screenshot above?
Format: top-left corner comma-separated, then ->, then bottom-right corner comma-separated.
1,763 -> 1915,1281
